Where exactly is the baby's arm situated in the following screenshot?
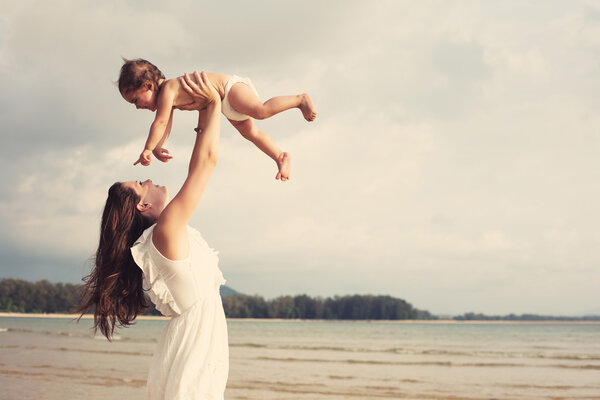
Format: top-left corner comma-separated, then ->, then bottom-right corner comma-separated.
153,110 -> 174,163
156,110 -> 173,147
134,86 -> 177,166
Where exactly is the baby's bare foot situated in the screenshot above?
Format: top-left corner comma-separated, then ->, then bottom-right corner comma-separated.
299,94 -> 317,122
275,152 -> 291,181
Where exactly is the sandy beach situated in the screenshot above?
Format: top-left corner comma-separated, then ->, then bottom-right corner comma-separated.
2,315 -> 599,399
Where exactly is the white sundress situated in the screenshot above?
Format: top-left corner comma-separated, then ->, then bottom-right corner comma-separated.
131,224 -> 229,400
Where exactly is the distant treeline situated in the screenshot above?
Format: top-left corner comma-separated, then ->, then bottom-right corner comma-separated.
2,279 -> 598,321
0,278 -> 82,313
222,294 -> 435,320
0,278 -> 433,319
454,312 -> 600,322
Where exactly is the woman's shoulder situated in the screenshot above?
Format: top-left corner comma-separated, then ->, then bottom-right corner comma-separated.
133,223 -> 214,258
135,223 -> 201,244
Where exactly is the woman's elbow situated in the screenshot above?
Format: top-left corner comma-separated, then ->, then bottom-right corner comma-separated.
208,152 -> 218,166
201,150 -> 218,166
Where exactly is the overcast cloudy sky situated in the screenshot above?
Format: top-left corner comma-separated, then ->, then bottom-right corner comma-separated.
1,1 -> 599,315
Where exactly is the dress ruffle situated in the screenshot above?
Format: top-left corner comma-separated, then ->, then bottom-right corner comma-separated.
130,224 -> 182,317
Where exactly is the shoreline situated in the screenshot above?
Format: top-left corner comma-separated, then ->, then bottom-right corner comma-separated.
0,312 -> 168,321
1,312 -> 599,324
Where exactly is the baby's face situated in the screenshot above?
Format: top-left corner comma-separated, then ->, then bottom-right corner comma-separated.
123,85 -> 157,111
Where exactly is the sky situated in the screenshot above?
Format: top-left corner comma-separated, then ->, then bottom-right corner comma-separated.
0,0 -> 599,316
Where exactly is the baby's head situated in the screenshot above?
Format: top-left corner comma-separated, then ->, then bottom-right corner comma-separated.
118,58 -> 165,98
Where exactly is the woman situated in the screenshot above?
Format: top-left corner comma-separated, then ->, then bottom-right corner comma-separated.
79,71 -> 228,399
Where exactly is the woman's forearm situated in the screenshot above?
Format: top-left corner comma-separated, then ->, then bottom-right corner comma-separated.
153,72 -> 223,236
188,101 -> 221,175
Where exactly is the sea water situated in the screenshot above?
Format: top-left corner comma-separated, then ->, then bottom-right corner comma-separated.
0,316 -> 599,399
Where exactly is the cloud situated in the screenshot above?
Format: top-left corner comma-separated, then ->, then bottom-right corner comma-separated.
1,1 -> 599,315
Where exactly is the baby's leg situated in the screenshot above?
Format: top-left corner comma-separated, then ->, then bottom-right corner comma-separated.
227,83 -> 317,122
230,118 -> 291,181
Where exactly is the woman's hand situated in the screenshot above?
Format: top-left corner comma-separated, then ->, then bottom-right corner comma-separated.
179,71 -> 221,109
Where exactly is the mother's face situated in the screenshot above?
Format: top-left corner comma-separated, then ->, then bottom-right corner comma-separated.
122,179 -> 169,219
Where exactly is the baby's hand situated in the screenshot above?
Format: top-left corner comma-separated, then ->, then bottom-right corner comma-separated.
153,147 -> 173,163
133,149 -> 152,166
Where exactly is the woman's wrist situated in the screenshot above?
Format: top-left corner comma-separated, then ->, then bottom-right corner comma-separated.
205,98 -> 221,113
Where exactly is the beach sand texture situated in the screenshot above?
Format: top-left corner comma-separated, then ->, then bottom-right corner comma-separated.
1,315 -> 599,399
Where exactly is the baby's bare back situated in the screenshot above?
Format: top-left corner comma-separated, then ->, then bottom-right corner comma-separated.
171,72 -> 231,110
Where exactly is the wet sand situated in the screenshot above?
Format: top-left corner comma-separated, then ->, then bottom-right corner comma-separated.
1,316 -> 599,400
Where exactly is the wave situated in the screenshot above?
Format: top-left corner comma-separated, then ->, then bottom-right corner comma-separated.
4,342 -> 598,371
0,343 -> 152,357
254,356 -> 600,370
0,365 -> 146,388
3,327 -> 157,343
225,378 -> 593,400
225,380 -> 407,399
230,341 -> 600,362
56,346 -> 153,357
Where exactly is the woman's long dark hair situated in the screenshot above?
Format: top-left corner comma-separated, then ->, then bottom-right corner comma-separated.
78,182 -> 153,340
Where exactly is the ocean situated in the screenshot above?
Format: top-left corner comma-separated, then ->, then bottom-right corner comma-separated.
0,315 -> 599,399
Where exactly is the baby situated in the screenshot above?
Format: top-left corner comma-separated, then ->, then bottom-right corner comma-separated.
118,59 -> 317,181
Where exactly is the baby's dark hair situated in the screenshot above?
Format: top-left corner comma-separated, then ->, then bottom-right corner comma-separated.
118,58 -> 165,95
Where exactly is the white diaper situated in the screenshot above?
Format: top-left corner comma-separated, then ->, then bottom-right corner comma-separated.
222,75 -> 259,121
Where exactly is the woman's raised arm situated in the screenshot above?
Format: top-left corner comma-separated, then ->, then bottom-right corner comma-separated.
152,72 -> 221,259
